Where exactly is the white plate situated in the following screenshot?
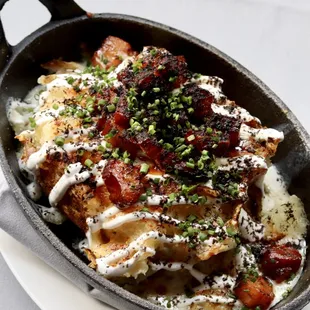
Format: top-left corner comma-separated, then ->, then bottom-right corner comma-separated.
1,228 -> 310,310
0,229 -> 112,310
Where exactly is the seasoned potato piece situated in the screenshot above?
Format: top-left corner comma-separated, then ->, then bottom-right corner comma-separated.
92,36 -> 136,69
234,276 -> 274,310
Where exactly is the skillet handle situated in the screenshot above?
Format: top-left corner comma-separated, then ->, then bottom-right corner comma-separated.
0,0 -> 86,71
38,0 -> 86,21
0,0 -> 11,71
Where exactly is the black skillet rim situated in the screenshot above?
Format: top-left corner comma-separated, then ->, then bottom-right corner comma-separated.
0,13 -> 310,310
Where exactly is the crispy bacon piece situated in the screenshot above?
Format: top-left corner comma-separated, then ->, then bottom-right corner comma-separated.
102,159 -> 144,206
207,114 -> 241,147
182,83 -> 214,119
92,36 -> 136,69
185,115 -> 240,156
117,47 -> 190,94
109,130 -> 139,158
261,245 -> 302,283
97,87 -> 130,138
135,132 -> 162,161
234,276 -> 274,310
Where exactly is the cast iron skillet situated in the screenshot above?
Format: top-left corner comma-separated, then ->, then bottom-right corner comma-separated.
0,0 -> 310,309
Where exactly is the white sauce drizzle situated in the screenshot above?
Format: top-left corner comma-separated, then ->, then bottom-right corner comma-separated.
211,103 -> 260,123
191,75 -> 225,101
26,182 -> 42,201
95,231 -> 187,277
235,245 -> 258,273
49,160 -> 107,207
240,123 -> 284,142
238,208 -> 265,242
149,261 -> 206,283
216,154 -> 267,171
26,127 -> 106,172
37,204 -> 66,225
151,294 -> 234,309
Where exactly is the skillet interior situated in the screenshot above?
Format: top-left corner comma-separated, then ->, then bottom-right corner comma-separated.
0,14 -> 310,310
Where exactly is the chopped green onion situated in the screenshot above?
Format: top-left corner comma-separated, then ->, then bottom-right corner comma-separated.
111,149 -> 120,159
84,159 -> 93,168
29,117 -> 36,128
76,110 -> 85,118
164,143 -> 173,151
83,117 -> 92,123
76,94 -> 83,102
190,194 -> 199,203
197,160 -> 204,170
124,158 -> 131,164
98,99 -> 107,106
217,217 -> 225,227
206,127 -> 213,134
168,193 -> 176,201
153,178 -> 160,184
140,163 -> 149,174
187,107 -> 194,114
139,194 -> 147,201
55,136 -> 65,146
52,104 -> 59,110
187,215 -> 197,222
186,162 -> 195,169
153,87 -> 160,93
107,104 -> 116,112
199,232 -> 208,242
226,225 -> 238,236
175,145 -> 187,153
148,125 -> 156,135
198,196 -> 207,205
141,90 -> 147,97
105,129 -> 117,139
66,77 -> 75,84
77,149 -> 84,156
87,106 -> 94,113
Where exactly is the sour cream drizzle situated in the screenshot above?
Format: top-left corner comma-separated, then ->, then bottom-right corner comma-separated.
95,231 -> 188,277
49,160 -> 107,207
240,123 -> 284,142
149,261 -> 206,283
238,208 -> 265,242
211,103 -> 260,123
151,294 -> 235,309
88,206 -> 227,234
26,127 -> 106,171
216,154 -> 267,171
